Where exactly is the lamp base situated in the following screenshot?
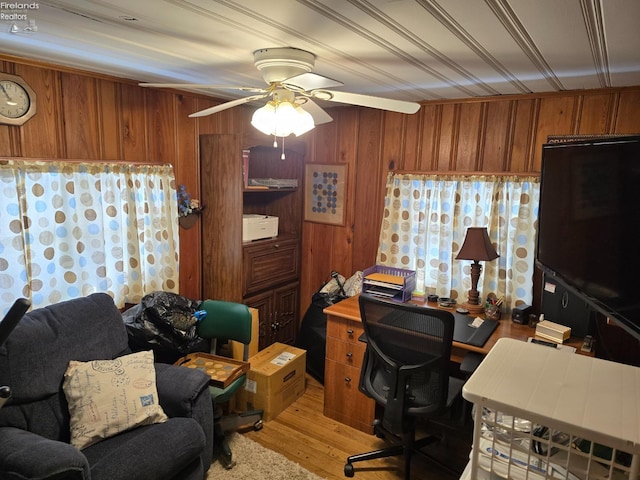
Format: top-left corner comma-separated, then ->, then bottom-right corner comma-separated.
460,302 -> 485,316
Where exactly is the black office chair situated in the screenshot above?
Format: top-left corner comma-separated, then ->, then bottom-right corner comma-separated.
0,298 -> 31,409
344,295 -> 465,479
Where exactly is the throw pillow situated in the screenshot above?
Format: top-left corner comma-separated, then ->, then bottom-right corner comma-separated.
63,350 -> 168,450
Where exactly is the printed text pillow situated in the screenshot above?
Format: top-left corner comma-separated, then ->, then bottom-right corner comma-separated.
63,350 -> 168,450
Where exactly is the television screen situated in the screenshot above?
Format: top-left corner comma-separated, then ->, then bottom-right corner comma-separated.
537,136 -> 640,341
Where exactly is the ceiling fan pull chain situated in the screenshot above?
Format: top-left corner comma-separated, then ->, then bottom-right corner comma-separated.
273,135 -> 278,149
281,136 -> 286,160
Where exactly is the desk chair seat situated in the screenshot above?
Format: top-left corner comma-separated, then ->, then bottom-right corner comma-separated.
344,295 -> 466,480
198,300 -> 264,469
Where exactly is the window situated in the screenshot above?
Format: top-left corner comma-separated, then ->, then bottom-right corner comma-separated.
377,173 -> 540,309
0,161 -> 179,315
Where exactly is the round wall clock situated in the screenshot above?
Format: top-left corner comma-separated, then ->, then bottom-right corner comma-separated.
0,73 -> 37,126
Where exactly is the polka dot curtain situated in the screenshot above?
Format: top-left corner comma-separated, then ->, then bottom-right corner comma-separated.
377,173 -> 540,311
0,161 -> 179,315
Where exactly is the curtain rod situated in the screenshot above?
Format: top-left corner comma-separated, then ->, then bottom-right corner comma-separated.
0,157 -> 172,167
391,170 -> 540,178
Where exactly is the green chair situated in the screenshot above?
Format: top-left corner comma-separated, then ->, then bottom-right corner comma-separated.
198,300 -> 264,469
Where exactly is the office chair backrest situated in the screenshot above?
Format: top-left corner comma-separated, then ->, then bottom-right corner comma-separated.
198,300 -> 252,360
0,298 -> 30,348
358,295 -> 455,433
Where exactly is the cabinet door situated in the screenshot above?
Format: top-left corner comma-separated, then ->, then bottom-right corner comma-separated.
245,290 -> 274,350
243,236 -> 299,296
273,282 -> 299,346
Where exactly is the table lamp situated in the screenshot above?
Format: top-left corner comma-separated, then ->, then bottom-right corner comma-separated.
456,227 -> 499,315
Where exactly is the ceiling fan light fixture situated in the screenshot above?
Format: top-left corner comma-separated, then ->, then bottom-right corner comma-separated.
251,99 -> 315,138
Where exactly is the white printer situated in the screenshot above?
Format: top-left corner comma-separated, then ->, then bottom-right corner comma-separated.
242,214 -> 279,242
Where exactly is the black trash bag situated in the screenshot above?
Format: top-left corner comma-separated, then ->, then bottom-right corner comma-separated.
295,273 -> 349,384
122,291 -> 209,363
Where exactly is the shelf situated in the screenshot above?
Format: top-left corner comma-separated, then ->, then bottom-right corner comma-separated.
243,187 -> 297,193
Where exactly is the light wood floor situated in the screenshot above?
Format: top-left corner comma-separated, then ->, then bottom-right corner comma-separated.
242,374 -> 472,479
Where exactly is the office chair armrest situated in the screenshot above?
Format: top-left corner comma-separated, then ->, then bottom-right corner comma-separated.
460,351 -> 484,378
155,363 -> 211,418
0,427 -> 90,479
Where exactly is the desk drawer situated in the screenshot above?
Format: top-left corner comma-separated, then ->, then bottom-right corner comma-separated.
326,316 -> 364,343
323,358 -> 374,433
326,336 -> 366,369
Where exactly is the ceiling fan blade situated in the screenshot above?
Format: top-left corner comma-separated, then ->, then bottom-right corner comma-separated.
297,98 -> 333,125
313,90 -> 420,114
139,83 -> 267,93
188,94 -> 267,118
282,72 -> 343,91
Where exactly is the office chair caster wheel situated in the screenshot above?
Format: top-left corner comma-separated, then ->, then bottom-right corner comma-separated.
254,419 -> 263,431
344,462 -> 355,477
220,452 -> 236,470
372,420 -> 386,439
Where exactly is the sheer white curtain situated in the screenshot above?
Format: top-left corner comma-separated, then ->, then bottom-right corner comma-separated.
377,173 -> 540,310
0,161 -> 179,314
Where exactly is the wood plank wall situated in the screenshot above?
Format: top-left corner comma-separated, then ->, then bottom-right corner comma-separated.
3,54 -> 640,322
302,90 -> 640,315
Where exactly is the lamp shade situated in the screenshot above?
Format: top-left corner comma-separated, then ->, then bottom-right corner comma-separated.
250,101 -> 277,135
292,106 -> 314,136
456,227 -> 499,261
251,100 -> 315,138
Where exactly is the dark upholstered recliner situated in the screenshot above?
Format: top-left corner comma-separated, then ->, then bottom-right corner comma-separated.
0,293 -> 214,480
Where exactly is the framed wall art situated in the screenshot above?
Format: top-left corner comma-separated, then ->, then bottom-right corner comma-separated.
304,163 -> 347,226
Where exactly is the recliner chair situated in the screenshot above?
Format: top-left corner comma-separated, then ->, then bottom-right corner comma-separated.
0,293 -> 214,480
344,294 -> 467,479
198,299 -> 264,469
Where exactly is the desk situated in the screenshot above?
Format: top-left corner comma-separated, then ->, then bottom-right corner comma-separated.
322,295 -> 588,433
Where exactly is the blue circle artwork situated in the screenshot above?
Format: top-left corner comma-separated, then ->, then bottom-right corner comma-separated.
311,170 -> 340,215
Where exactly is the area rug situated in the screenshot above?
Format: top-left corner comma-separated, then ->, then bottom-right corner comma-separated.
206,433 -> 326,480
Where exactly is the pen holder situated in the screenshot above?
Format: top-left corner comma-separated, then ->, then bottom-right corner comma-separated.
484,304 -> 501,321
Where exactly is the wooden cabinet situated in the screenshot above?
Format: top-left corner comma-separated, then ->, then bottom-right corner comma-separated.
323,313 -> 375,433
200,135 -> 304,350
243,235 -> 300,349
245,281 -> 299,350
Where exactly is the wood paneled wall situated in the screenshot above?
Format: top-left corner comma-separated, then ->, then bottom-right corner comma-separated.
3,54 -> 640,321
302,90 -> 640,315
1,54 -> 263,301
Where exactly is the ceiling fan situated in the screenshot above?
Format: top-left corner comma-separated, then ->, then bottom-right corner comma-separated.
139,47 -> 421,127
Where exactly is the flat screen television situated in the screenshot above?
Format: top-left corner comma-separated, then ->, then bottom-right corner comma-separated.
536,135 -> 640,341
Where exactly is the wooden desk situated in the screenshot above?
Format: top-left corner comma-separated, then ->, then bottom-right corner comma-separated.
322,295 -> 588,433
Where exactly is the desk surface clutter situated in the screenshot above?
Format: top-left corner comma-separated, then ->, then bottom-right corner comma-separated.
324,294 -> 588,356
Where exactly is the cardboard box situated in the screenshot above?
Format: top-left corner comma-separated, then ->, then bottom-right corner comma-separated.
231,307 -> 259,361
235,343 -> 306,422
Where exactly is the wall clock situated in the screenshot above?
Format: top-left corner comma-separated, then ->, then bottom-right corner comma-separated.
0,73 -> 37,126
